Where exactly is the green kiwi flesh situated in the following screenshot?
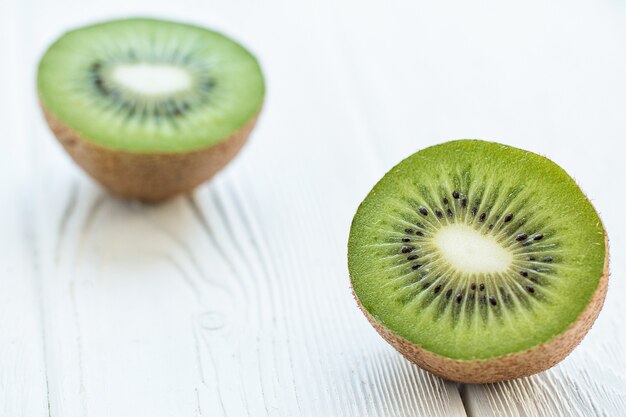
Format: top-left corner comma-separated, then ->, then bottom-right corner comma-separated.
348,140 -> 607,366
38,18 -> 264,153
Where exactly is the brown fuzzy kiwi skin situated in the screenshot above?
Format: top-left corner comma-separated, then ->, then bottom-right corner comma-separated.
41,103 -> 259,203
352,237 -> 609,384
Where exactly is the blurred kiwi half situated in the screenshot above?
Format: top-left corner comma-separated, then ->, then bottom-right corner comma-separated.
38,18 -> 265,201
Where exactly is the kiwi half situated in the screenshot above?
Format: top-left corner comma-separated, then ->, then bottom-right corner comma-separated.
348,140 -> 608,383
38,18 -> 265,201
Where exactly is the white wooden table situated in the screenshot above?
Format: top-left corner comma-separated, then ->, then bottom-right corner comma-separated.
2,0 -> 625,415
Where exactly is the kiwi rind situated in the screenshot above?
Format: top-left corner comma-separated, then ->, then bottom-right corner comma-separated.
348,139 -> 609,382
42,104 -> 258,202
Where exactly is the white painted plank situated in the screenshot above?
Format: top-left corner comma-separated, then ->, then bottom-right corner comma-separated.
23,0 -> 467,416
11,0 -> 626,415
330,0 -> 626,415
0,1 -> 49,416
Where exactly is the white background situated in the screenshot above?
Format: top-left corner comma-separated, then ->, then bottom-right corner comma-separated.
1,0 -> 625,416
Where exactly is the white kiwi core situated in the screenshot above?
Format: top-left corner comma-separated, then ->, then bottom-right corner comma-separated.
111,63 -> 192,96
434,224 -> 512,274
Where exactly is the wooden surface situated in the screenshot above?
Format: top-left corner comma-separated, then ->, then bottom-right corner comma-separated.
1,0 -> 625,416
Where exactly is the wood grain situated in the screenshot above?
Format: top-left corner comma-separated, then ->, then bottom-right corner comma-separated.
0,1 -> 49,416
1,0 -> 625,416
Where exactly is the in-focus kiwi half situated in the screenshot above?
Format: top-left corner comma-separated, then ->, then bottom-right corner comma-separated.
348,140 -> 608,383
38,18 -> 265,201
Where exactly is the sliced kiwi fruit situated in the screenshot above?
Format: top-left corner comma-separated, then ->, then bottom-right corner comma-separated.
348,140 -> 608,383
38,18 -> 265,201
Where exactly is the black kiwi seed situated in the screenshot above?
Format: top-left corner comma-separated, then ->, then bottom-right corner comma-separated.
534,234 -> 544,241
419,207 -> 428,216
479,283 -> 485,291
446,208 -> 453,217
423,282 -> 430,289
525,285 -> 535,293
404,228 -> 414,234
94,78 -> 110,95
443,197 -> 449,205
529,256 -> 536,261
460,198 -> 467,208
435,209 -> 444,218
479,213 -> 487,222
452,191 -> 460,199
402,237 -> 411,242
401,246 -> 413,253
407,254 -> 418,260
471,207 -> 478,216
204,78 -> 217,90
456,294 -> 463,303
434,285 -> 442,293
412,264 -> 422,270
489,224 -> 494,230
520,270 -> 529,277
415,231 -> 424,237
504,213 -> 514,222
542,256 -> 553,263
489,296 -> 497,306
446,289 -> 453,298
470,283 -> 476,290
516,233 -> 528,241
